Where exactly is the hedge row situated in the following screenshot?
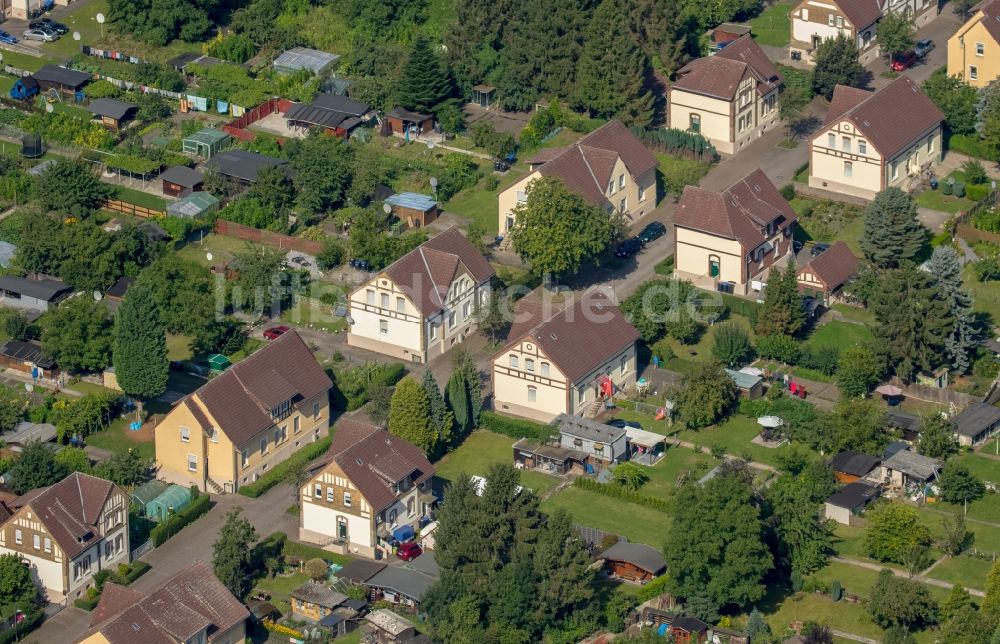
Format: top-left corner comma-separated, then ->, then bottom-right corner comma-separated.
0,610 -> 43,643
122,561 -> 151,584
573,477 -> 672,513
74,595 -> 100,611
150,492 -> 211,546
717,291 -> 761,321
479,412 -> 549,440
238,435 -> 332,498
948,133 -> 999,162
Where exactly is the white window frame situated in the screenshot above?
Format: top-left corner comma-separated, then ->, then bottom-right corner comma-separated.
971,65 -> 979,80
14,529 -> 21,545
327,487 -> 335,502
827,14 -> 834,25
379,319 -> 389,335
241,448 -> 249,468
525,358 -> 535,372
429,323 -> 438,341
396,297 -> 405,313
509,355 -> 518,368
380,293 -> 389,309
448,311 -> 456,330
187,453 -> 198,472
858,140 -> 867,155
835,15 -> 843,27
541,362 -> 550,377
366,289 -> 375,306
32,534 -> 39,550
827,133 -> 836,148
260,437 -> 268,455
314,483 -> 322,498
842,136 -> 851,153
801,7 -> 809,19
618,174 -> 625,189
344,492 -> 352,507
43,538 -> 51,553
180,427 -> 190,443
844,161 -> 853,178
977,42 -> 985,56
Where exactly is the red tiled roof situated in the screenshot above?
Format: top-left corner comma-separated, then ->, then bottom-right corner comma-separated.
800,241 -> 859,290
329,426 -> 436,512
835,0 -> 882,29
15,472 -> 122,559
191,330 -> 332,446
502,290 -> 640,383
824,85 -> 872,126
528,121 -> 657,208
89,584 -> 144,628
383,227 -> 495,318
674,35 -> 782,99
674,168 -> 796,250
828,77 -> 944,159
83,560 -> 249,644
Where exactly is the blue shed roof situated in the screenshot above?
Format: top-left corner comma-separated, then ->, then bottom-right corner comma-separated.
386,192 -> 436,213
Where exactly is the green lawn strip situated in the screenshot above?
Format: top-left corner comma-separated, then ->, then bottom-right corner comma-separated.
435,430 -> 561,495
964,263 -> 1000,324
113,185 -> 168,211
930,555 -> 990,590
0,51 -> 46,73
750,1 -> 794,46
86,417 -> 155,459
672,415 -> 790,467
803,320 -> 873,351
830,304 -> 874,325
953,452 -> 1000,485
443,169 -> 527,235
653,314 -> 754,367
760,590 -> 886,640
831,217 -> 865,255
66,381 -> 116,396
279,297 -> 348,334
656,153 -> 711,204
539,486 -> 671,547
251,571 -> 312,616
914,189 -> 976,214
640,446 -> 716,497
176,232 -> 256,266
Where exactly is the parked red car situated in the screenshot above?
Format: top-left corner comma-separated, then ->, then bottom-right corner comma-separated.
263,325 -> 291,340
890,51 -> 917,72
396,541 -> 422,561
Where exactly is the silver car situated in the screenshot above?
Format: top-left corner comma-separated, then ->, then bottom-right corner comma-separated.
22,27 -> 58,42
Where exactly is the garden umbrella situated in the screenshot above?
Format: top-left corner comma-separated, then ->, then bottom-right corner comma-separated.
757,416 -> 783,428
875,385 -> 904,397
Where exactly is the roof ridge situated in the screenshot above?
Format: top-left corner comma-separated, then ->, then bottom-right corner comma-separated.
416,247 -> 444,309
575,144 -> 604,194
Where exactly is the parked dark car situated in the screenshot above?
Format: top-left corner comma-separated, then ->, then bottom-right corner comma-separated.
0,31 -> 16,45
30,19 -> 68,34
614,237 -> 643,258
397,541 -> 422,561
810,242 -> 831,257
914,39 -> 934,58
638,221 -> 667,244
793,240 -> 804,253
349,258 -> 372,271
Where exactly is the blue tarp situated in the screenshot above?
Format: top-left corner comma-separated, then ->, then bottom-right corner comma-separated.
658,624 -> 668,636
392,525 -> 415,542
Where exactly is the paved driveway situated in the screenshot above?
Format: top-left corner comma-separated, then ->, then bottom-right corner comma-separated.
32,483 -> 300,643
864,6 -> 962,91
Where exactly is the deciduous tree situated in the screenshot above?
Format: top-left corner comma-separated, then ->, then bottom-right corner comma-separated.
509,177 -> 615,279
676,362 -> 738,429
812,35 -> 863,100
54,447 -> 92,475
835,344 -> 885,398
212,508 -> 258,600
40,297 -> 113,373
923,71 -> 979,134
0,553 -> 37,610
876,13 -> 916,61
33,159 -> 113,218
712,321 -> 754,367
861,189 -> 926,268
940,583 -> 972,622
938,461 -> 986,505
9,441 -> 68,495
94,449 -> 153,487
863,502 -> 932,564
917,414 -> 960,458
868,569 -> 937,629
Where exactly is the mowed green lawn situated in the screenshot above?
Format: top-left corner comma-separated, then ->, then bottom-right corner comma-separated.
435,430 -> 561,495
803,320 -> 873,351
443,169 -> 527,235
932,555 -> 990,590
641,446 -> 716,497
750,1 -> 794,47
540,486 -> 671,547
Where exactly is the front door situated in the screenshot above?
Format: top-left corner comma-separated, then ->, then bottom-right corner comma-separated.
337,517 -> 348,541
811,35 -> 822,51
709,258 -> 721,278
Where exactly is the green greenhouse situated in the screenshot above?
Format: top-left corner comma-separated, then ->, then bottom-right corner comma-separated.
145,484 -> 193,522
131,479 -> 169,516
182,128 -> 231,160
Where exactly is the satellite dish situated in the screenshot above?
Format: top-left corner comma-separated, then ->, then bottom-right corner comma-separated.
73,31 -> 81,41
429,177 -> 438,188
426,141 -> 435,150
45,103 -> 53,113
92,290 -> 102,301
96,12 -> 105,23
382,203 -> 391,214
206,252 -> 214,262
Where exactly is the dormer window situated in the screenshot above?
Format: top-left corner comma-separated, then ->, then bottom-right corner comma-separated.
271,400 -> 291,420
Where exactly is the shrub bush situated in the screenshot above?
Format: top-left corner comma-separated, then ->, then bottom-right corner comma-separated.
482,175 -> 499,191
791,570 -> 803,592
739,399 -> 772,419
967,182 -> 990,201
654,255 -> 674,276
238,435 -> 332,498
830,579 -> 843,601
0,610 -> 43,641
573,477 -> 671,513
150,492 -> 211,546
479,411 -> 549,440
332,362 -> 406,411
962,159 -> 988,184
780,184 -> 796,201
123,561 -> 151,584
74,595 -> 101,611
948,134 -> 998,161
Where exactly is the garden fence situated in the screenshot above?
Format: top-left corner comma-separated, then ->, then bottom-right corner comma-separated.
130,538 -> 153,560
214,219 -> 323,255
102,199 -> 166,219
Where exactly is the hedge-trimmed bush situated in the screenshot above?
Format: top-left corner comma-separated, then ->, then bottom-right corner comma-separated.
479,412 -> 549,440
573,477 -> 671,513
74,595 -> 101,611
331,362 -> 407,411
150,492 -> 211,546
123,561 -> 151,584
654,255 -> 674,276
948,133 -> 998,161
0,609 -> 43,642
238,435 -> 332,498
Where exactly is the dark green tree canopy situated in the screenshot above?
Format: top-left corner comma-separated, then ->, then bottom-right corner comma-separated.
395,36 -> 455,113
40,298 -> 113,374
33,159 -> 114,219
9,441 -> 68,495
860,188 -> 926,269
812,35 -> 863,100
212,508 -> 258,599
113,280 -> 169,402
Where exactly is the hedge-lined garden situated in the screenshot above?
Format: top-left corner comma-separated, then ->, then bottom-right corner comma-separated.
150,490 -> 211,546
238,434 -> 332,498
479,412 -> 552,441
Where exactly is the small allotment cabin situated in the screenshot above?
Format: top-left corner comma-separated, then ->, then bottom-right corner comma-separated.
159,165 -> 204,198
85,98 -> 137,130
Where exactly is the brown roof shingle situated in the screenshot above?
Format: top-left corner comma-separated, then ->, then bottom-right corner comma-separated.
674,168 -> 796,250
503,290 -> 640,383
83,560 -> 249,644
190,330 -> 332,446
382,227 -> 495,318
825,85 -> 872,125
15,472 -> 122,559
835,0 -> 883,29
326,426 -> 436,512
673,35 -> 782,100
826,77 -> 944,159
528,121 -> 657,208
800,241 -> 859,290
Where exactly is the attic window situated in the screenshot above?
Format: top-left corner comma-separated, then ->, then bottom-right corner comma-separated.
132,624 -> 141,632
356,458 -> 363,465
753,184 -> 761,192
550,333 -> 558,340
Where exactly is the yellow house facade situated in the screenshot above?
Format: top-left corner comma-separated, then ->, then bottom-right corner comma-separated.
808,79 -> 944,200
497,120 -> 657,234
948,0 -> 1000,87
669,35 -> 782,156
673,169 -> 797,296
346,227 -> 495,363
492,291 -> 640,423
155,330 -> 332,493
